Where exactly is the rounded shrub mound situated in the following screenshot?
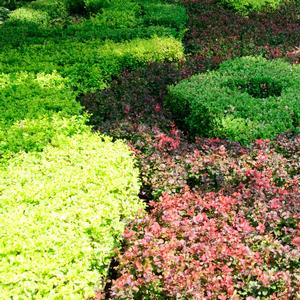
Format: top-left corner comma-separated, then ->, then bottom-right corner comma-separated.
166,56 -> 300,144
0,131 -> 144,299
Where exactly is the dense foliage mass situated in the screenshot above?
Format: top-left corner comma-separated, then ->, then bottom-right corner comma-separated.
166,56 -> 300,144
0,0 -> 187,297
1,0 -> 299,298
220,0 -> 283,14
109,136 -> 300,299
0,0 -> 186,92
0,131 -> 144,298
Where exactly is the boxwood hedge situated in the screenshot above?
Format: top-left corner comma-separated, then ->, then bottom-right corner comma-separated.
166,56 -> 300,144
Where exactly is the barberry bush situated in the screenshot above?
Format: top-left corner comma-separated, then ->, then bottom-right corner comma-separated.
108,136 -> 300,299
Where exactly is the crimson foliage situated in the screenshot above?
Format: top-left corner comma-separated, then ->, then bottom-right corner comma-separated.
106,133 -> 299,299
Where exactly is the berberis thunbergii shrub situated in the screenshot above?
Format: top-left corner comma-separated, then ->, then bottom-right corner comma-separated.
166,56 -> 300,144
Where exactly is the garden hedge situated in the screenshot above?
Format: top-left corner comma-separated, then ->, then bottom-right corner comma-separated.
0,37 -> 184,93
0,131 -> 144,298
166,56 -> 300,144
0,0 -> 186,297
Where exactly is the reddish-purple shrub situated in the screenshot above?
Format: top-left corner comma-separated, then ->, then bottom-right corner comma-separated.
97,126 -> 300,299
110,181 -> 299,298
182,0 -> 300,60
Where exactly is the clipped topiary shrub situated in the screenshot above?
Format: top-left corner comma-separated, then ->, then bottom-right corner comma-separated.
0,130 -> 144,299
166,56 -> 300,144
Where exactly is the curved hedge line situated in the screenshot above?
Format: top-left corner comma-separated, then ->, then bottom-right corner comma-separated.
0,131 -> 144,298
0,36 -> 184,93
166,56 -> 300,144
0,70 -> 144,298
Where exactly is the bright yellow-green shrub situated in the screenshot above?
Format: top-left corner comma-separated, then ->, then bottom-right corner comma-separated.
92,0 -> 142,29
8,7 -> 50,25
0,0 -> 186,297
220,0 -> 283,14
0,72 -> 81,127
0,131 -> 144,299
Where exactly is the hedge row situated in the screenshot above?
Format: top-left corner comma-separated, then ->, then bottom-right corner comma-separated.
166,56 -> 300,144
0,71 -> 145,298
0,131 -> 144,298
0,0 -> 187,47
0,0 -> 190,296
0,37 -> 184,93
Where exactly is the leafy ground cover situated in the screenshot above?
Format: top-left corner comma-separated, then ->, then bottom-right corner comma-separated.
1,0 -> 299,298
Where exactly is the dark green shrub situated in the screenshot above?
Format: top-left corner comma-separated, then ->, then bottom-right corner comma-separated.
166,56 -> 300,144
0,7 -> 10,23
141,1 -> 187,33
64,0 -> 85,14
27,0 -> 68,19
84,0 -> 110,12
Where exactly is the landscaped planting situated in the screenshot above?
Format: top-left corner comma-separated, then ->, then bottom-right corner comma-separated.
1,0 -> 300,298
0,131 -> 144,298
0,36 -> 184,93
108,137 -> 300,299
166,56 -> 300,144
220,0 -> 283,14
0,0 -> 187,297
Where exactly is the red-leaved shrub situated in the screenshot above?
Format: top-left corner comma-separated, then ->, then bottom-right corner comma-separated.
106,132 -> 299,299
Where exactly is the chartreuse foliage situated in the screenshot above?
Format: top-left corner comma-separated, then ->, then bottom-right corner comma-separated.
0,71 -> 81,158
166,56 -> 300,144
220,0 -> 283,14
0,131 -> 144,298
0,70 -> 144,298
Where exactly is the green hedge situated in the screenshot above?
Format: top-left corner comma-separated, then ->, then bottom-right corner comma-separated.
0,131 -> 144,298
219,0 -> 283,14
0,37 -> 184,93
27,0 -> 68,19
0,68 -> 144,300
1,0 -> 187,47
0,72 -> 81,126
141,1 -> 187,35
166,56 -> 300,144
